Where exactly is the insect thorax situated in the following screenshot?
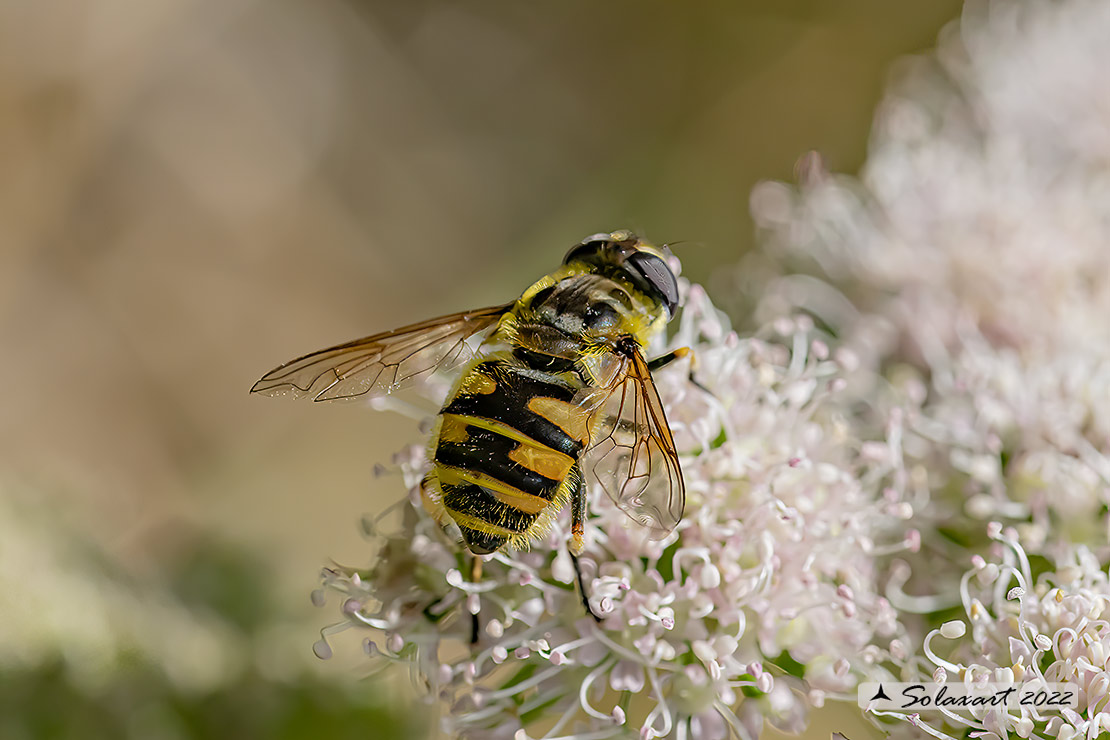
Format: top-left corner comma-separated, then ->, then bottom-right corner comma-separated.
501,268 -> 668,370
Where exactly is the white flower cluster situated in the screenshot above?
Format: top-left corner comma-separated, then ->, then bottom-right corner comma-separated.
753,0 -> 1110,552
894,527 -> 1110,740
746,0 -> 1110,735
755,0 -> 1110,360
315,283 -> 917,740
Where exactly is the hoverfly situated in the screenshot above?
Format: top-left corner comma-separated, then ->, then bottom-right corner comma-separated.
252,231 -> 687,609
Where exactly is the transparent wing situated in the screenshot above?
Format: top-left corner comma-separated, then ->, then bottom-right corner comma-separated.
584,346 -> 685,538
251,303 -> 514,402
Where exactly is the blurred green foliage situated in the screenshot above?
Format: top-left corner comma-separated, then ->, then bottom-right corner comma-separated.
0,534 -> 425,740
0,661 -> 419,740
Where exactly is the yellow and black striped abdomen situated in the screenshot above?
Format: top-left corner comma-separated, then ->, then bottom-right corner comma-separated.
430,356 -> 590,554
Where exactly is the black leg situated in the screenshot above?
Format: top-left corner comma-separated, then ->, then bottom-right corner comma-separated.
568,467 -> 602,622
646,346 -> 690,372
570,465 -> 586,556
648,346 -> 712,395
469,555 -> 482,644
571,552 -> 602,623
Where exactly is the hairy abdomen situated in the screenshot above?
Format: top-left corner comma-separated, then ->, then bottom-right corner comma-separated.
429,355 -> 590,554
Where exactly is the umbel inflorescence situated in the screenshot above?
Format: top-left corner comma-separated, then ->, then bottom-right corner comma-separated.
316,281 -> 919,740
746,0 -> 1110,736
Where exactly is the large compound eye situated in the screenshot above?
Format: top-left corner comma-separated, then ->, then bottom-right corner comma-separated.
562,234 -> 611,266
626,252 -> 679,315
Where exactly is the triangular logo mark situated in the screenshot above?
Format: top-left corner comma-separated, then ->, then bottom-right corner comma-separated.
870,684 -> 891,701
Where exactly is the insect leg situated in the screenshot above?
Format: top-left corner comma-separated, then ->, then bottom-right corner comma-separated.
570,464 -> 587,556
469,555 -> 482,644
647,346 -> 712,395
571,553 -> 602,623
569,467 -> 602,622
646,346 -> 691,372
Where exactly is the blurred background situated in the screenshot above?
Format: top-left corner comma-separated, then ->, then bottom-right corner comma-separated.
0,1 -> 960,737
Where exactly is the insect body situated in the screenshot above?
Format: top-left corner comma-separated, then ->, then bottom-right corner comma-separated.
252,231 -> 686,557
